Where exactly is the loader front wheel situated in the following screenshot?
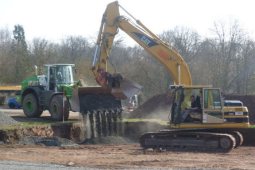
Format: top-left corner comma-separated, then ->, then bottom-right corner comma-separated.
22,93 -> 43,118
49,95 -> 69,121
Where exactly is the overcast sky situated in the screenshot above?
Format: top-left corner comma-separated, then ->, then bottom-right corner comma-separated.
1,0 -> 255,46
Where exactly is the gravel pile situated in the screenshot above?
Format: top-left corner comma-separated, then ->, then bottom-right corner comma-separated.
0,110 -> 18,126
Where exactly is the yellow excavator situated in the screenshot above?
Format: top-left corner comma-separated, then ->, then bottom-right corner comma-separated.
91,1 -> 250,152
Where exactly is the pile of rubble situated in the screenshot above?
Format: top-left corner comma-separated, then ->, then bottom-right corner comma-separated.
128,93 -> 171,119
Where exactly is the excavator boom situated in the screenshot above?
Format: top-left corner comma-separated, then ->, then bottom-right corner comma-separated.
93,1 -> 192,86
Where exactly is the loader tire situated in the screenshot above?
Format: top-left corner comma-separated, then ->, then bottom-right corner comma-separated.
49,95 -> 69,121
22,93 -> 43,118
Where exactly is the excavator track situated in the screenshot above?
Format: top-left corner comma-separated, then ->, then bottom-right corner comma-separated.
140,130 -> 236,152
230,131 -> 243,148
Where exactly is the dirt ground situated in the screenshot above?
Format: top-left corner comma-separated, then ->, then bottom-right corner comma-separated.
0,144 -> 254,169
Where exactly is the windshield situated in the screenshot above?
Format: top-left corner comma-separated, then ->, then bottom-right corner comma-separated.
55,65 -> 74,84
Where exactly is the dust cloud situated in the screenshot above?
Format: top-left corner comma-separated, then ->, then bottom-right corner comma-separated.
128,93 -> 171,120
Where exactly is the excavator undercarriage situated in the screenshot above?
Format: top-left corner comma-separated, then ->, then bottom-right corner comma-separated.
140,129 -> 244,153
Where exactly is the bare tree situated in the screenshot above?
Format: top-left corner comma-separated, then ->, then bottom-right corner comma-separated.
210,20 -> 246,93
160,27 -> 201,63
160,27 -> 201,85
0,28 -> 12,84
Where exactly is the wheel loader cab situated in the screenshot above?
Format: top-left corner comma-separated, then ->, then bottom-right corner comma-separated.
170,86 -> 224,125
44,64 -> 75,91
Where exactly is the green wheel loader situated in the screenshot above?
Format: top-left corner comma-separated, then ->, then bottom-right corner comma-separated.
19,64 -> 140,139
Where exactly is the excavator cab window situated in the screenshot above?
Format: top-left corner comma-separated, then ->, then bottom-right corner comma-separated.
181,88 -> 203,123
171,87 -> 204,124
202,88 -> 224,123
171,87 -> 224,124
203,88 -> 222,109
171,87 -> 185,124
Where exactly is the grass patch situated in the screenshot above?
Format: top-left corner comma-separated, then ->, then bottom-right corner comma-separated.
0,120 -> 77,130
19,120 -> 77,127
249,125 -> 255,128
0,122 -> 52,130
123,118 -> 168,125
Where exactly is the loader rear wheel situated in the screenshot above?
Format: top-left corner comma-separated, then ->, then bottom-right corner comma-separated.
49,95 -> 69,121
22,93 -> 43,118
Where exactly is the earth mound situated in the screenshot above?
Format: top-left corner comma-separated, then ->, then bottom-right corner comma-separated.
128,93 -> 172,120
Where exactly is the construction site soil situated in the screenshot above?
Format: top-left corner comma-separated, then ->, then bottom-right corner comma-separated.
0,93 -> 254,169
0,144 -> 255,169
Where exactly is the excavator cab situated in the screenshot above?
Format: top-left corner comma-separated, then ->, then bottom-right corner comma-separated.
170,86 -> 224,125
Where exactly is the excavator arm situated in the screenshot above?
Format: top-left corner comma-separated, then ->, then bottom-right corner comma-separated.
92,1 -> 192,86
92,2 -> 122,88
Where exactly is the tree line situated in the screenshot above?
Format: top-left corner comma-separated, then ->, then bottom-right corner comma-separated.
0,22 -> 254,102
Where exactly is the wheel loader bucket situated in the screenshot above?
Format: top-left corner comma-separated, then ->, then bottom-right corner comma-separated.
69,86 -> 121,113
69,78 -> 142,113
69,79 -> 141,139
